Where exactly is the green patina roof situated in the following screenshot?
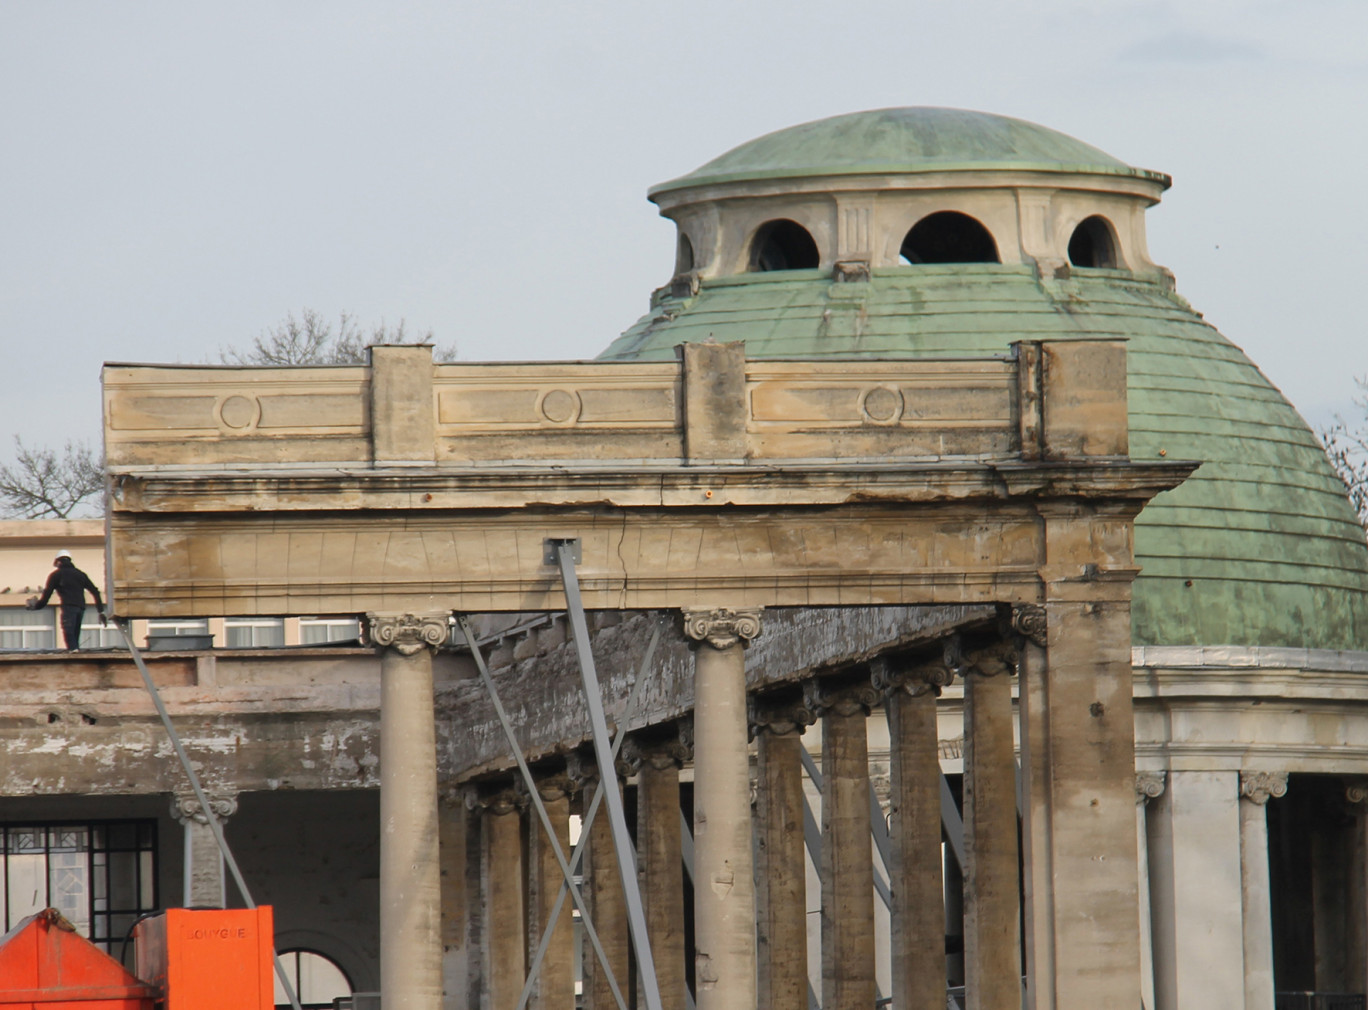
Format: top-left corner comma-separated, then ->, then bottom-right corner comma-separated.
599,267 -> 1368,650
650,108 -> 1170,198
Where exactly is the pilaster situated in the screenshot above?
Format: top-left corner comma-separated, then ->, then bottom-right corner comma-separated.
171,791 -> 237,908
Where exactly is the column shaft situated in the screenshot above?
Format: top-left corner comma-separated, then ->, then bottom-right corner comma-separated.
1240,795 -> 1276,1010
962,670 -> 1020,1009
485,807 -> 526,1010
1147,771 -> 1244,1010
887,689 -> 946,1010
640,759 -> 689,1010
380,637 -> 443,1010
439,797 -> 469,1010
755,730 -> 808,1010
588,790 -> 630,1010
821,704 -> 876,1010
689,617 -> 758,1010
528,791 -> 575,1010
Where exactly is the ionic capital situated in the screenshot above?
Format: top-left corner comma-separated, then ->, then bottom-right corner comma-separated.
803,677 -> 881,719
748,693 -> 815,738
681,607 -> 762,650
1135,771 -> 1167,806
963,640 -> 1018,679
1347,780 -> 1368,807
172,791 -> 238,825
533,774 -> 575,804
869,655 -> 955,698
1240,771 -> 1288,806
622,731 -> 691,772
473,785 -> 523,817
366,611 -> 448,656
1011,604 -> 1048,647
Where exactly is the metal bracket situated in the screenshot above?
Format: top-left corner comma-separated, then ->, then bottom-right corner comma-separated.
543,537 -> 581,565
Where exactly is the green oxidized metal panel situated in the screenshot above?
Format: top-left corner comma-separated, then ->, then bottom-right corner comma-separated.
600,268 -> 1368,650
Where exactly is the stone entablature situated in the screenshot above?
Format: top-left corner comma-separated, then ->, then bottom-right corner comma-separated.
104,340 -> 1186,617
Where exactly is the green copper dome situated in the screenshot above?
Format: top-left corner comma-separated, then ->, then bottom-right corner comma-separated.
650,107 -> 1170,198
600,266 -> 1368,650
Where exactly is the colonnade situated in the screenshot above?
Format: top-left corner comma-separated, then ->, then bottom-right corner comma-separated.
369,597 -> 1145,1010
436,611 -> 1038,1010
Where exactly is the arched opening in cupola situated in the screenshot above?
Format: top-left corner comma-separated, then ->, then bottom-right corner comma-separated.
676,233 -> 695,274
900,212 -> 1000,264
1068,216 -> 1119,268
749,219 -> 820,272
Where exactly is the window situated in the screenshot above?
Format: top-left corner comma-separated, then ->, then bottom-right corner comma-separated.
1,821 -> 157,960
1067,215 -> 1118,268
146,619 -> 210,637
749,219 -> 820,272
900,212 -> 1000,264
274,949 -> 353,1009
224,617 -> 285,649
0,607 -> 56,650
299,617 -> 361,645
78,612 -> 122,651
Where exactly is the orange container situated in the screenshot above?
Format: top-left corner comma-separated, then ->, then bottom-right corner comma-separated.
134,907 -> 274,1010
0,908 -> 155,1009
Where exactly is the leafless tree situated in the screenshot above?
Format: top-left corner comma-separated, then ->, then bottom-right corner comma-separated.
1321,376 -> 1368,532
219,309 -> 456,365
0,438 -> 104,519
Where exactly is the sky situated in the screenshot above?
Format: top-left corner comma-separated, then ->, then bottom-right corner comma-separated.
2,0 -> 1366,453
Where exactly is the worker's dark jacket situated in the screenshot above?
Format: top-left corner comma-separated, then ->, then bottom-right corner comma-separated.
34,563 -> 103,610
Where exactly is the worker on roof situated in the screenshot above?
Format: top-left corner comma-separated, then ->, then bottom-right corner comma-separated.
27,550 -> 106,650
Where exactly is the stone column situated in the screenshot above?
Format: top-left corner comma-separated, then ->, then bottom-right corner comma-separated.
872,656 -> 953,1010
682,607 -> 761,1010
369,611 -> 448,1010
583,761 -> 630,1010
629,728 -> 692,1010
171,792 -> 237,908
749,695 -> 812,1010
1134,772 -> 1166,1010
1146,770 -> 1245,1010
439,790 -> 466,1010
1240,771 -> 1287,1010
527,774 -> 576,1010
805,676 -> 880,1010
960,641 -> 1020,1010
481,790 -> 526,1010
1015,588 -> 1143,1010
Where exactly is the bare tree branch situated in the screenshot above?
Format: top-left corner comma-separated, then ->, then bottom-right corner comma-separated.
1321,375 -> 1368,534
0,438 -> 104,519
219,309 -> 456,365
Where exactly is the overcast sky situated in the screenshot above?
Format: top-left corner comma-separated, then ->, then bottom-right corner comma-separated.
2,1 -> 1365,452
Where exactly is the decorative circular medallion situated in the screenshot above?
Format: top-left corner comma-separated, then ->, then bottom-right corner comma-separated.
217,394 -> 261,431
539,389 -> 581,424
861,386 -> 903,424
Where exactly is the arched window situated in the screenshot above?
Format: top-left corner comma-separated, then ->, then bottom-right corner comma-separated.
749,219 -> 820,272
1067,216 -> 1118,268
274,949 -> 353,1010
900,212 -> 1000,264
676,233 -> 695,274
